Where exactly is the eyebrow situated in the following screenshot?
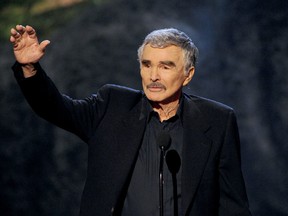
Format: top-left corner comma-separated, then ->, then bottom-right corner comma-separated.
141,59 -> 151,65
159,61 -> 176,67
141,59 -> 176,67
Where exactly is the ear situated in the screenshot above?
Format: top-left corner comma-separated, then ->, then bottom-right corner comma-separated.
183,67 -> 195,86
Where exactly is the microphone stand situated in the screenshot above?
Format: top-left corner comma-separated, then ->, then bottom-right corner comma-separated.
157,131 -> 171,216
171,171 -> 178,216
159,146 -> 165,216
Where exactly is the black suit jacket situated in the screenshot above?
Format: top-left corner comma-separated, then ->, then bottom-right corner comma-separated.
13,62 -> 252,216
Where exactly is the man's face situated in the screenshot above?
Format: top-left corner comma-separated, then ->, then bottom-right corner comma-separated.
140,44 -> 194,104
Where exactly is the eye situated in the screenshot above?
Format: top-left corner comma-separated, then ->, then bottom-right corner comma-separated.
159,61 -> 175,70
159,64 -> 171,70
141,60 -> 151,68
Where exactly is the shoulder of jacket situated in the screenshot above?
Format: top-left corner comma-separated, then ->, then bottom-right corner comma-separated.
102,84 -> 142,94
97,84 -> 143,109
184,93 -> 234,114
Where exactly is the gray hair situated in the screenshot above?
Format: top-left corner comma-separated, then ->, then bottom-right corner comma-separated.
137,28 -> 199,73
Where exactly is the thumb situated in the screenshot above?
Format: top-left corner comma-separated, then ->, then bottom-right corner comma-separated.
39,40 -> 50,51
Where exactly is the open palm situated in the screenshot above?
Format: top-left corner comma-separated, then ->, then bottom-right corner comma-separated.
10,25 -> 50,64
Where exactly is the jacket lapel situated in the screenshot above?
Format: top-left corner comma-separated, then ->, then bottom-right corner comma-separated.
181,95 -> 212,214
111,99 -> 147,211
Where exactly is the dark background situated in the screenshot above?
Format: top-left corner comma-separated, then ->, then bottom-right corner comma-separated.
0,0 -> 287,215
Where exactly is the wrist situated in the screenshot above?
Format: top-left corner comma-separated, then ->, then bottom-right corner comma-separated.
21,63 -> 38,78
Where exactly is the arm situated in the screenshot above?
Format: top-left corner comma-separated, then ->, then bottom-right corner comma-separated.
10,25 -> 108,142
12,61 -> 111,143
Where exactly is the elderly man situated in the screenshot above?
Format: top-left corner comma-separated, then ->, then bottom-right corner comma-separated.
10,25 -> 252,216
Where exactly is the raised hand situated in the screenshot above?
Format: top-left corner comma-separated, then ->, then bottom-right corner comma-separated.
10,25 -> 50,64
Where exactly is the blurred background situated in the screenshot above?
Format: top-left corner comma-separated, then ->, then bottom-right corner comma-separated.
0,0 -> 287,215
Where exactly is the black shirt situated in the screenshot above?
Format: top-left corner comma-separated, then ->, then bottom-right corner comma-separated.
121,96 -> 184,216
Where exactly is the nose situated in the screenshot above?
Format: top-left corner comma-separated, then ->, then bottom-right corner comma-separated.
150,67 -> 160,82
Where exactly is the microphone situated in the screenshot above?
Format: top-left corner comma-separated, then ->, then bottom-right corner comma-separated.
157,131 -> 171,151
157,131 -> 171,216
166,150 -> 181,216
165,150 -> 181,175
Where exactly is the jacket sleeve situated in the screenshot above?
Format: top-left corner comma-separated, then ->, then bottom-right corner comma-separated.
218,110 -> 252,216
12,62 -> 109,143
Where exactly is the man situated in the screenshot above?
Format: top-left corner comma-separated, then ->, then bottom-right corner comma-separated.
10,25 -> 252,216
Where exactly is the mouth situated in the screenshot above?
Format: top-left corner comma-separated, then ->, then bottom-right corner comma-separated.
148,86 -> 163,92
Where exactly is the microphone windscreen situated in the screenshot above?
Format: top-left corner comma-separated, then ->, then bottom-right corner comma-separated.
165,150 -> 181,174
157,131 -> 171,150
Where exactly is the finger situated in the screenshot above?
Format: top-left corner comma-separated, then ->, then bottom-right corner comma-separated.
10,35 -> 20,48
10,28 -> 21,44
26,25 -> 37,38
10,28 -> 20,37
10,35 -> 16,43
16,24 -> 26,35
39,40 -> 51,51
16,24 -> 25,32
25,25 -> 33,30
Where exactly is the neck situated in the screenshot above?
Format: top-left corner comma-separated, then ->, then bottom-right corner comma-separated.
152,99 -> 180,122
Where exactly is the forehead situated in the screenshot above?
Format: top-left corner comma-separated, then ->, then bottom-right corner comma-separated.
141,44 -> 184,63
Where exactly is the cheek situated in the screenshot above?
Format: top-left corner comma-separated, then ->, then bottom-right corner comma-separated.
167,77 -> 186,90
140,71 -> 151,82
140,71 -> 145,81
140,72 -> 148,87
140,69 -> 146,78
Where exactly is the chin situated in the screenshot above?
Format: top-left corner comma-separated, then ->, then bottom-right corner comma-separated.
145,94 -> 161,101
146,96 -> 162,102
146,94 -> 170,104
